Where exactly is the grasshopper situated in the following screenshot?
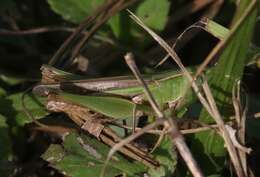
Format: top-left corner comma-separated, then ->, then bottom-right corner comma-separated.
33,64 -> 195,116
32,18 -> 229,169
33,64 -> 194,168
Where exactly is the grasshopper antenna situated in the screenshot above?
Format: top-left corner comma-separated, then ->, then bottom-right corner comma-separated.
155,18 -> 221,68
100,53 -> 205,177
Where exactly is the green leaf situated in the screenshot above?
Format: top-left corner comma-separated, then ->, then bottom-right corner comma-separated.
0,87 -> 6,97
191,0 -> 258,175
0,93 -> 48,126
108,14 -> 121,38
205,19 -> 229,40
47,0 -> 104,23
47,0 -> 171,45
148,137 -> 177,177
136,0 -> 170,31
0,114 -> 13,177
42,133 -> 146,177
0,74 -> 26,86
0,115 -> 12,160
108,12 -> 132,42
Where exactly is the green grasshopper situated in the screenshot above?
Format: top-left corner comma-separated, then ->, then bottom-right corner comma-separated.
33,64 -> 194,168
32,18 -> 229,168
33,18 -> 228,120
32,64 -> 204,169
32,63 -> 195,169
33,64 -> 194,118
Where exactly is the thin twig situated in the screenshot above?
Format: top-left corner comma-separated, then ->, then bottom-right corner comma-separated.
0,27 -> 76,35
112,120 -> 235,135
0,26 -> 120,47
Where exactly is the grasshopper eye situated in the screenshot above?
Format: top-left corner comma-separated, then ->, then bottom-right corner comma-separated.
33,84 -> 58,96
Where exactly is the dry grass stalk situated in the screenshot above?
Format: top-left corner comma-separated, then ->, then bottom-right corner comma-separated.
232,81 -> 251,176
128,10 -> 246,177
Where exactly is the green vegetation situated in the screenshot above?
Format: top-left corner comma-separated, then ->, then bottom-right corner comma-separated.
0,0 -> 259,177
